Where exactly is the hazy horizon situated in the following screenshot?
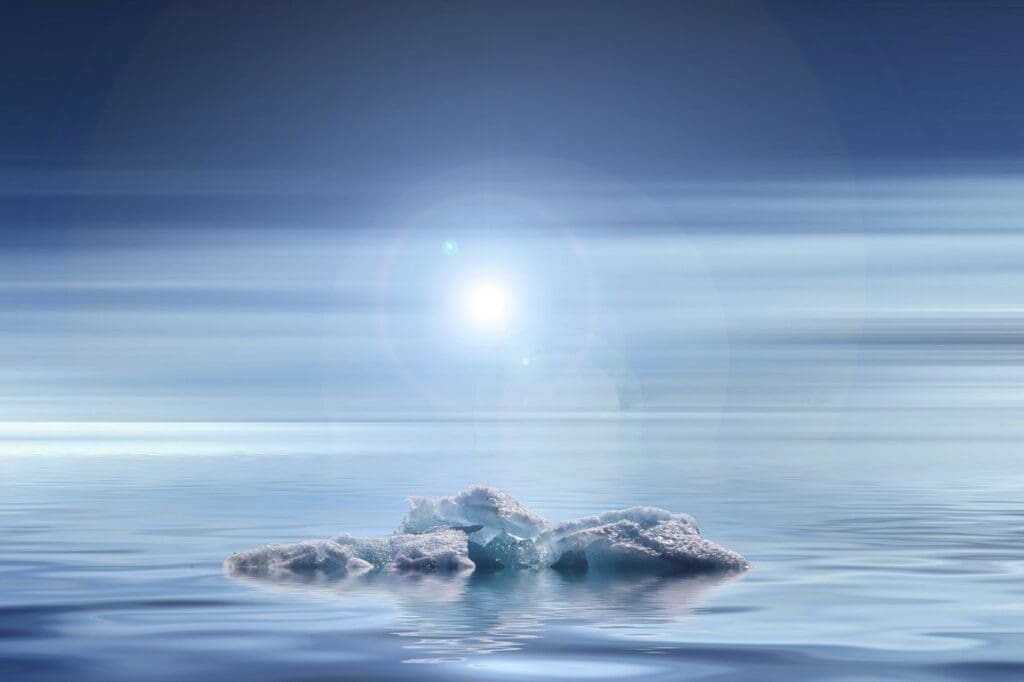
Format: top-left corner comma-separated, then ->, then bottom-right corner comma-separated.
6,170 -> 1024,421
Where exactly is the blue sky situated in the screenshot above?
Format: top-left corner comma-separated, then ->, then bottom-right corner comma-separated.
3,1 -> 1024,420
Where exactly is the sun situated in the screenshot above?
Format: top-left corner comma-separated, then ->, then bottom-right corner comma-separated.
461,279 -> 512,331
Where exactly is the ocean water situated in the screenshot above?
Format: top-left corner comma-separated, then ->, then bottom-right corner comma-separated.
2,416 -> 1023,681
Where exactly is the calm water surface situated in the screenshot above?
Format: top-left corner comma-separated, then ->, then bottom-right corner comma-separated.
2,417 -> 1023,680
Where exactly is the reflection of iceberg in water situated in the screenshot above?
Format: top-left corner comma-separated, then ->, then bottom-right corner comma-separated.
225,486 -> 747,578
229,567 -> 743,663
225,487 -> 748,663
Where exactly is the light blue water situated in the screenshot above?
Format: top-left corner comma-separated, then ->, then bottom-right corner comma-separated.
2,417 -> 1023,680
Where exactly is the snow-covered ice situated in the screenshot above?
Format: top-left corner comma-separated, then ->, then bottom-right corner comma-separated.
224,486 -> 747,578
397,486 -> 550,541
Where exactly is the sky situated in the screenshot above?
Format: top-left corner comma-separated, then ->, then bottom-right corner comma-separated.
3,1 -> 1024,421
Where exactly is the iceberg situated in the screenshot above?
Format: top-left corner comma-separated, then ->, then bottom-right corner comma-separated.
224,528 -> 475,577
224,486 -> 747,579
397,486 -> 549,541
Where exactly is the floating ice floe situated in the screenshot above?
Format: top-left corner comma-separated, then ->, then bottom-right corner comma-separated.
224,486 -> 748,579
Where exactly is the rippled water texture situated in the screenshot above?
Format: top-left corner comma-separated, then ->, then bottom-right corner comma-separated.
2,417 -> 1023,680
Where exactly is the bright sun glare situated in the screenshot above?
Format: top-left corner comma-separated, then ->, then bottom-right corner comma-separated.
462,280 -> 511,331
